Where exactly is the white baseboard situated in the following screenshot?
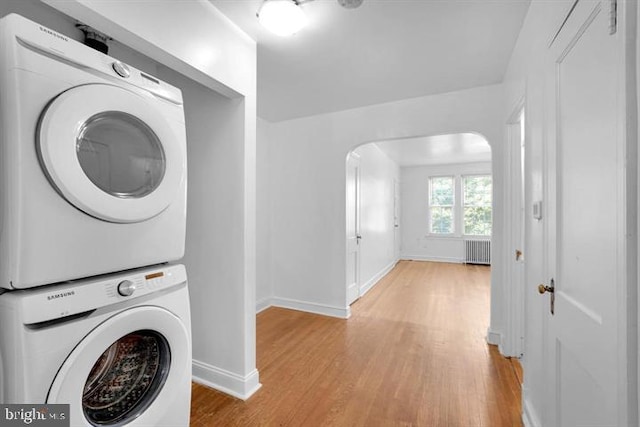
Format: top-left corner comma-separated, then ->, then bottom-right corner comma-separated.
486,327 -> 502,346
522,393 -> 541,427
400,254 -> 464,264
192,360 -> 261,400
271,297 -> 351,319
347,282 -> 359,305
359,259 -> 398,297
256,297 -> 272,313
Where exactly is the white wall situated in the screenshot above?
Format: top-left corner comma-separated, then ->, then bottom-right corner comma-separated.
12,0 -> 260,399
265,84 -> 505,326
502,1 -> 638,425
401,162 -> 491,263
156,66 -> 259,399
352,144 -> 400,296
256,117 -> 272,311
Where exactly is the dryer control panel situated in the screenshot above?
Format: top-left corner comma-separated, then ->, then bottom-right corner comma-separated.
7,264 -> 187,325
1,14 -> 184,106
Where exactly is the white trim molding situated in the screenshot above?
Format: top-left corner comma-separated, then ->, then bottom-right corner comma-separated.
271,297 -> 351,319
192,360 -> 262,401
400,255 -> 464,264
486,327 -> 502,346
256,297 -> 272,313
502,103 -> 526,360
359,259 -> 398,297
522,394 -> 542,427
347,282 -> 359,305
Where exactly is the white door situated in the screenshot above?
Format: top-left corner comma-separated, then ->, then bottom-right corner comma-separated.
38,84 -> 186,223
542,1 -> 630,425
393,178 -> 400,260
346,152 -> 361,305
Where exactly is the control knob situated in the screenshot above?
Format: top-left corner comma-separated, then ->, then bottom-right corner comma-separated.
117,280 -> 136,297
112,60 -> 130,78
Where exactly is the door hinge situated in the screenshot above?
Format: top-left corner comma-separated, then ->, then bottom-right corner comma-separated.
609,0 -> 617,35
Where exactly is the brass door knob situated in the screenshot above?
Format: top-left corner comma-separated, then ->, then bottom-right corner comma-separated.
538,284 -> 554,294
539,279 -> 556,315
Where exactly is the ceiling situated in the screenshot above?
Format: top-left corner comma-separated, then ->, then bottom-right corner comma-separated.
375,133 -> 491,166
210,0 -> 531,122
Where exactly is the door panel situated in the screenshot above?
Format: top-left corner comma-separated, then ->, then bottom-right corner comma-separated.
346,153 -> 361,304
557,341 -> 610,427
545,1 -> 625,425
393,178 -> 400,260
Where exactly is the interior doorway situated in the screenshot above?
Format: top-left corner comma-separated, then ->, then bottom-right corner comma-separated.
346,152 -> 361,305
345,133 -> 493,310
393,178 -> 400,260
504,106 -> 526,358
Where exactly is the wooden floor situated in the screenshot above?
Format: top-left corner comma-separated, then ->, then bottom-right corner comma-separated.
190,261 -> 522,426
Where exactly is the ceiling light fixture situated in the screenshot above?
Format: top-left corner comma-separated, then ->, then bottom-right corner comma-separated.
337,0 -> 364,9
258,0 -> 364,37
257,0 -> 308,37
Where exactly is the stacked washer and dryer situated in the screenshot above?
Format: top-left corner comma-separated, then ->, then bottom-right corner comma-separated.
0,14 -> 192,427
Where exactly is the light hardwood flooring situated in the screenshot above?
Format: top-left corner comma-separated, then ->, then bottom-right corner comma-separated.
190,260 -> 522,426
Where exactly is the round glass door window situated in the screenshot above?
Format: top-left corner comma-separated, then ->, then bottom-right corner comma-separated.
82,330 -> 171,426
76,111 -> 166,199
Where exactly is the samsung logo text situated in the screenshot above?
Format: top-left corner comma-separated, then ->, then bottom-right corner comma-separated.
47,291 -> 75,301
38,26 -> 68,42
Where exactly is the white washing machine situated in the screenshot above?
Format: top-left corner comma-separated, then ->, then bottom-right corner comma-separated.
0,264 -> 192,426
0,14 -> 188,289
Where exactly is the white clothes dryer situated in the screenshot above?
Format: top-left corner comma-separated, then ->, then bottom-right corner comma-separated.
0,264 -> 192,427
0,14 -> 187,289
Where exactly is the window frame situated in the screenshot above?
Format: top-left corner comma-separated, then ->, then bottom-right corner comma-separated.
462,174 -> 493,237
427,175 -> 456,235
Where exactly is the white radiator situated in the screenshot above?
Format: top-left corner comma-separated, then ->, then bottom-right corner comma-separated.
464,239 -> 491,265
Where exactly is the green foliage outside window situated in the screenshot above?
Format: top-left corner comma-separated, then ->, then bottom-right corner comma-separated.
463,176 -> 492,236
431,206 -> 453,234
429,177 -> 454,234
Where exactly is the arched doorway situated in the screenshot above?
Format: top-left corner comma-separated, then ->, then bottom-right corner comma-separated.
345,132 -> 495,317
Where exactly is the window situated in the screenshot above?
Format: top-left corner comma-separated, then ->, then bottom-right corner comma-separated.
426,173 -> 493,237
429,176 -> 454,234
463,175 -> 492,236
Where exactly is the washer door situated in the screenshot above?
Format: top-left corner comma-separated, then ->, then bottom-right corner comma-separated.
38,84 -> 185,223
47,307 -> 190,426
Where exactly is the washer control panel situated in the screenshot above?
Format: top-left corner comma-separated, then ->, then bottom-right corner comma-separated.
14,264 -> 187,325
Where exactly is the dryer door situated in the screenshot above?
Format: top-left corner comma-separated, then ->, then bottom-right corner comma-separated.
38,84 -> 185,223
47,306 -> 190,426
